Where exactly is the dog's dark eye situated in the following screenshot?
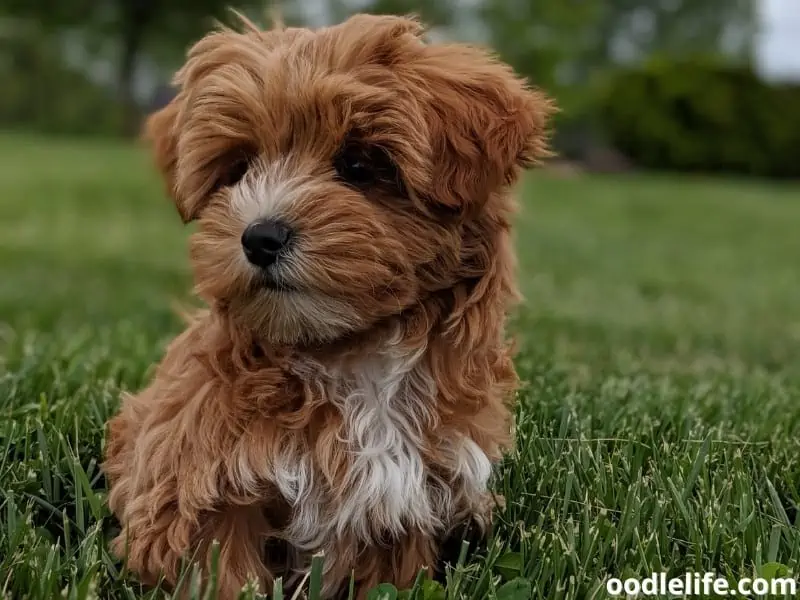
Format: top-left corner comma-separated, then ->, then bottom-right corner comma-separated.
216,156 -> 251,190
334,143 -> 398,189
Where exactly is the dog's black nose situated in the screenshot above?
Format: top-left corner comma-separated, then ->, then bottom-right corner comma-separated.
241,219 -> 293,268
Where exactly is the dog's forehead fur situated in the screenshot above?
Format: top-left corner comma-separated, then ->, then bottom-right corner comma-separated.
149,13 -> 553,224
176,25 -> 429,200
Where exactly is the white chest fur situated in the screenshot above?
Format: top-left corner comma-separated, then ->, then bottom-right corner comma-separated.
274,345 -> 493,552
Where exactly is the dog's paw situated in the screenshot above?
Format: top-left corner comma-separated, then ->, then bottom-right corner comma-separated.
434,516 -> 491,579
111,535 -> 167,587
110,515 -> 190,589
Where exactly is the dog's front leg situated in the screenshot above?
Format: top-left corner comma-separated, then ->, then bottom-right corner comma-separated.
105,388 -> 277,598
321,533 -> 438,600
108,426 -> 275,597
112,490 -> 272,598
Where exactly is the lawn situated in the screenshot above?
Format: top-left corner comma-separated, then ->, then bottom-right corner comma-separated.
1,133 -> 799,599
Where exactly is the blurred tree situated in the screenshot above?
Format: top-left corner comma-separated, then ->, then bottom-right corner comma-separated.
479,0 -> 604,111
0,0 -> 264,134
476,0 -> 756,122
593,0 -> 756,64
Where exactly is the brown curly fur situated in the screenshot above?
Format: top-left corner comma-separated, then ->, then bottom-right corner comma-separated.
103,12 -> 553,600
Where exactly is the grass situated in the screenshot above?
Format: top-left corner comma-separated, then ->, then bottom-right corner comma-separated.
0,132 -> 799,599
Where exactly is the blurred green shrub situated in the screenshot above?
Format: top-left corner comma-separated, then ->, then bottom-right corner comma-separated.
0,28 -> 126,136
598,58 -> 800,178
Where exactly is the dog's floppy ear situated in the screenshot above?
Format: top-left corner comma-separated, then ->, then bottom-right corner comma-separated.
142,98 -> 197,223
141,26 -> 246,224
415,44 -> 556,213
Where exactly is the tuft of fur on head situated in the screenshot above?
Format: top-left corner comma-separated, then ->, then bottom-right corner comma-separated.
119,11 -> 555,599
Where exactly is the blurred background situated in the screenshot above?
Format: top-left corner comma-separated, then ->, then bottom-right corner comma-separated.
1,0 -> 799,177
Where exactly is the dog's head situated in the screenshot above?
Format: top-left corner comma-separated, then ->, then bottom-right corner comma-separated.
145,13 -> 553,345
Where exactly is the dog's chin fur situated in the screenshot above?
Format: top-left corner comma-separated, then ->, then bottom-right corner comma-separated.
102,12 -> 554,600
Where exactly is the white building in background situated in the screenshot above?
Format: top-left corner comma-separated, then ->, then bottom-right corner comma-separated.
757,0 -> 800,80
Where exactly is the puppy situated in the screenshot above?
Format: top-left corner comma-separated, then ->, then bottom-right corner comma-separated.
103,12 -> 553,600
